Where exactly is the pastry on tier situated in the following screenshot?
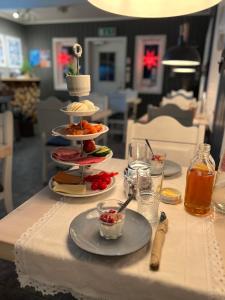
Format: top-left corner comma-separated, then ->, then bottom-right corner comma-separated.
60,100 -> 99,117
52,120 -> 109,141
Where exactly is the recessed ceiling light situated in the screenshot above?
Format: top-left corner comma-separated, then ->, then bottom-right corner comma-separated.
12,11 -> 20,19
88,0 -> 221,18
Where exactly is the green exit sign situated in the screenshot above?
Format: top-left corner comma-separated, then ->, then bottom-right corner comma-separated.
98,27 -> 117,37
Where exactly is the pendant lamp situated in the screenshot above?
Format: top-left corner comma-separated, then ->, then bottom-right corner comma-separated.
88,0 -> 221,18
162,23 -> 201,66
173,68 -> 196,73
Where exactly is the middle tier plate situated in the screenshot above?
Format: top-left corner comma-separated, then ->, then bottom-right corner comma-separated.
51,146 -> 113,167
52,124 -> 109,141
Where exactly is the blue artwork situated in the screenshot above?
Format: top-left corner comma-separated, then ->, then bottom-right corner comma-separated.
6,36 -> 23,68
29,49 -> 40,67
29,49 -> 51,68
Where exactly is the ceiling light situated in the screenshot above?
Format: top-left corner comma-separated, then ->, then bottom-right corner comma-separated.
162,41 -> 201,66
173,68 -> 196,73
162,23 -> 201,67
88,0 -> 221,18
12,11 -> 20,19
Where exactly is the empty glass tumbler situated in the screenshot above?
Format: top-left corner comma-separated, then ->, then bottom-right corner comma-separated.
212,151 -> 225,214
137,191 -> 160,225
150,152 -> 166,193
128,142 -> 151,171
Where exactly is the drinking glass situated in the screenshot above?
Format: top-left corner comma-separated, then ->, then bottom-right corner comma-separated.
150,152 -> 166,193
137,191 -> 160,225
126,142 -> 151,194
128,142 -> 151,170
137,167 -> 152,194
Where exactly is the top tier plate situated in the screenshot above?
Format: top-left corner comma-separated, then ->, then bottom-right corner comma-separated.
52,124 -> 109,141
60,106 -> 100,117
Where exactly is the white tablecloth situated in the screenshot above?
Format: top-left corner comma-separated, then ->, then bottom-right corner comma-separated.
15,159 -> 225,300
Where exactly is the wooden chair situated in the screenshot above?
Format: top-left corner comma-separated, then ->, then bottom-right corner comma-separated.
126,116 -> 205,167
169,89 -> 194,99
37,97 -> 71,184
0,111 -> 13,213
161,96 -> 197,111
148,104 -> 194,127
108,89 -> 138,141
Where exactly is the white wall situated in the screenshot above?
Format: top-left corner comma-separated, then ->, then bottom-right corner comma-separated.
206,0 -> 225,130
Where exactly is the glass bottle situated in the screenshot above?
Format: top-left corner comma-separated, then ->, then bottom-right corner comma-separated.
184,143 -> 215,216
212,151 -> 225,214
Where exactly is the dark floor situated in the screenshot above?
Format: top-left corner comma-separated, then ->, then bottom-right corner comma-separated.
0,132 -> 125,299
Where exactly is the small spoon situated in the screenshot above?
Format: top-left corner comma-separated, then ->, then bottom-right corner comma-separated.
118,184 -> 135,213
145,139 -> 154,157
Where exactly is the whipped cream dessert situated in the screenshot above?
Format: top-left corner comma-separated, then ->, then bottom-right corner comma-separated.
99,209 -> 125,239
66,100 -> 96,112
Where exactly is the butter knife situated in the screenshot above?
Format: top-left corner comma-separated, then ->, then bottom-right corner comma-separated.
150,211 -> 168,271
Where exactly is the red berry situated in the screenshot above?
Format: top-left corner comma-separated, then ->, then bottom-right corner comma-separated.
107,216 -> 114,223
104,177 -> 111,184
91,182 -> 99,190
99,182 -> 107,190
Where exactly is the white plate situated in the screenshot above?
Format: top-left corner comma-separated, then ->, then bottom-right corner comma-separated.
60,106 -> 100,117
51,148 -> 113,167
52,124 -> 109,141
49,173 -> 116,198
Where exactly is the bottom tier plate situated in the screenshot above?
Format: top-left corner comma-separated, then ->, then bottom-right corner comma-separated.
49,169 -> 116,198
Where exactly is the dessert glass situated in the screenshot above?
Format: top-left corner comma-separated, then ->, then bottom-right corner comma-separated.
97,199 -> 125,240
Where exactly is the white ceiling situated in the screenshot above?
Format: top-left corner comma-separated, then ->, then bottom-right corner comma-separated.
0,0 -> 131,25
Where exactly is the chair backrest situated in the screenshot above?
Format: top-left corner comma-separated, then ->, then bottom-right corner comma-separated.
37,97 -> 69,137
125,116 -> 205,166
170,89 -> 194,99
108,89 -> 138,113
148,104 -> 194,127
161,96 -> 197,110
88,93 -> 108,111
0,111 -> 13,146
108,91 -> 127,113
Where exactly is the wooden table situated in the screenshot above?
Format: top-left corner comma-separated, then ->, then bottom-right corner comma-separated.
0,158 -> 224,264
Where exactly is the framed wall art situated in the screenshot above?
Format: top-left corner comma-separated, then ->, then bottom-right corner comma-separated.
6,36 -> 23,69
52,37 -> 77,90
29,49 -> 51,68
0,34 -> 6,67
134,35 -> 166,94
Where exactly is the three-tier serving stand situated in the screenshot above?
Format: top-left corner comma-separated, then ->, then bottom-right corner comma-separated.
49,43 -> 114,198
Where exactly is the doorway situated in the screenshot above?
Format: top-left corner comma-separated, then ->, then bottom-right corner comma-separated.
85,37 -> 127,94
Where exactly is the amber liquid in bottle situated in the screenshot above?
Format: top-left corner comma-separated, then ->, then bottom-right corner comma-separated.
184,165 -> 215,216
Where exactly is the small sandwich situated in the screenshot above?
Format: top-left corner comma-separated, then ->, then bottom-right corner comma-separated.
53,171 -> 82,184
52,171 -> 86,194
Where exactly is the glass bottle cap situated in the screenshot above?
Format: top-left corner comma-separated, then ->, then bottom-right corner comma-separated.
160,187 -> 182,205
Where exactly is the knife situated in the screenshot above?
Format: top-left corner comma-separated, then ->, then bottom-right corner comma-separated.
150,211 -> 168,271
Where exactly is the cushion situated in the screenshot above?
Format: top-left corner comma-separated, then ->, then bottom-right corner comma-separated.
46,136 -> 70,147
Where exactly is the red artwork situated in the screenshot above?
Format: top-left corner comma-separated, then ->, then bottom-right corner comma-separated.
57,52 -> 71,65
143,50 -> 158,70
